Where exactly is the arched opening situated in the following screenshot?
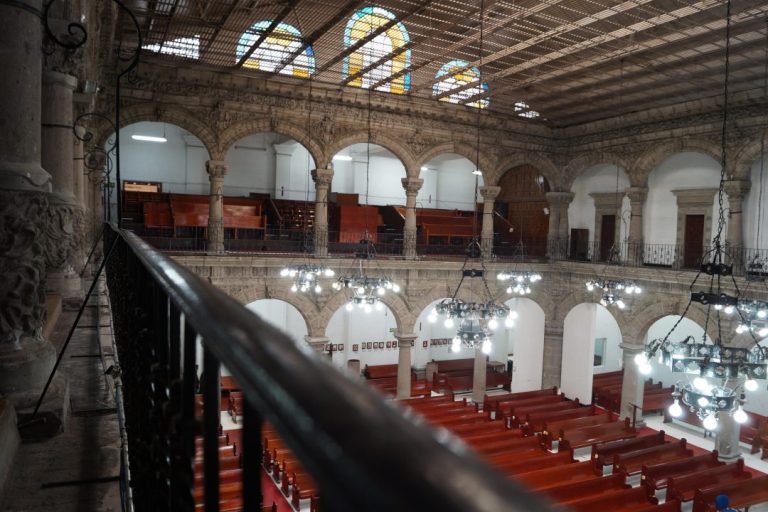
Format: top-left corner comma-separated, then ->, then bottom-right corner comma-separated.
245,299 -> 309,346
329,143 -> 406,252
326,301 -> 398,370
745,150 -> 768,258
561,303 -> 622,403
503,298 -> 545,392
497,165 -> 550,258
645,152 -> 721,268
643,314 -> 708,392
568,163 -> 630,262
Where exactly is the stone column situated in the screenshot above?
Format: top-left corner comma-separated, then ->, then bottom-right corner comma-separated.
724,180 -> 750,271
542,323 -> 564,389
626,187 -> 648,266
395,333 -> 416,399
545,192 -> 574,260
42,70 -> 82,296
0,0 -> 57,408
73,126 -> 87,210
479,186 -> 501,259
205,160 -> 228,254
619,343 -> 646,428
401,178 -> 422,260
715,411 -> 741,463
304,336 -> 330,357
312,167 -> 333,258
472,348 -> 487,404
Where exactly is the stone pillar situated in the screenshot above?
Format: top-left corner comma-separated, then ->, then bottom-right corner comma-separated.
42,70 -> 82,296
401,178 -> 422,260
619,343 -> 646,428
472,348 -> 487,404
625,187 -> 648,265
715,411 -> 742,463
395,333 -> 416,399
479,186 -> 501,259
312,167 -> 333,258
304,336 -> 330,356
545,192 -> 574,260
73,126 -> 87,211
724,180 -> 750,271
542,324 -> 564,389
0,0 -> 57,407
205,160 -> 228,254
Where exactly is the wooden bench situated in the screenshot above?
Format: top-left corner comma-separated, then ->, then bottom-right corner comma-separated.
591,431 -> 666,471
631,500 -> 681,512
692,474 -> 768,512
508,399 -> 581,427
641,450 -> 722,499
482,387 -> 558,411
666,459 -> 752,502
741,410 -> 767,454
514,460 -> 602,490
558,485 -> 657,511
613,439 -> 693,476
541,473 -> 630,504
541,413 -> 615,448
494,394 -> 566,420
558,417 -> 636,450
494,449 -> 574,476
523,405 -> 596,435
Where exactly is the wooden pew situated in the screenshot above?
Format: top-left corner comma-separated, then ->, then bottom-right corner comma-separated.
641,450 -> 722,499
514,460 -> 602,491
613,439 -> 693,476
523,405 -> 596,435
558,486 -> 657,511
666,459 -> 752,503
494,394 -> 566,420
642,387 -> 674,414
591,431 -> 666,471
495,450 -> 574,476
482,387 -> 558,411
508,399 -> 580,427
558,417 -> 636,449
540,473 -> 630,504
692,474 -> 768,512
740,410 -> 767,454
632,500 -> 681,512
541,414 -> 614,448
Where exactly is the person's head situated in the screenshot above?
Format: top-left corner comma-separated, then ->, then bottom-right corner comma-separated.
715,495 -> 729,510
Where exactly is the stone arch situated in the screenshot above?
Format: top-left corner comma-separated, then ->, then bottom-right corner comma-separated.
318,289 -> 410,335
98,103 -> 218,160
498,287 -> 556,322
553,290 -> 629,335
217,118 -> 323,167
414,141 -> 495,179
486,152 -> 561,190
232,282 -> 321,337
631,138 -> 722,187
562,152 -> 631,189
324,130 -> 418,174
732,128 -> 768,180
624,297 -> 719,347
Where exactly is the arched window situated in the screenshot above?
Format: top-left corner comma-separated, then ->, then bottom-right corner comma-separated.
237,21 -> 315,78
344,7 -> 411,94
433,60 -> 489,109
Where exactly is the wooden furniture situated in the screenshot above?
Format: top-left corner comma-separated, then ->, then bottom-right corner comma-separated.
612,439 -> 693,476
558,417 -> 636,450
431,357 -> 508,393
640,451 -> 722,499
558,486 -> 657,511
541,473 -> 630,504
666,459 -> 751,502
691,474 -> 768,512
591,431 -> 666,471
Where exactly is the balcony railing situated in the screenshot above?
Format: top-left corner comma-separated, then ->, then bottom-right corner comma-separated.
103,224 -> 551,511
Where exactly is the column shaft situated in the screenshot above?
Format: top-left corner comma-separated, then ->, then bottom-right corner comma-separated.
479,186 -> 500,259
312,168 -> 333,258
395,334 -> 416,399
472,348 -> 487,404
626,187 -> 648,266
619,343 -> 646,428
542,325 -> 564,389
715,412 -> 741,463
206,160 -> 228,254
401,178 -> 423,260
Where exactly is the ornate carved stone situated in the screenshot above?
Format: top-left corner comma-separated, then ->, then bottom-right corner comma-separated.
44,202 -> 82,272
479,185 -> 501,201
401,177 -> 423,196
0,191 -> 49,345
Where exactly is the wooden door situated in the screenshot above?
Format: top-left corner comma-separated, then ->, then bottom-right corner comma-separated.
683,214 -> 705,268
599,215 -> 616,261
569,228 -> 589,261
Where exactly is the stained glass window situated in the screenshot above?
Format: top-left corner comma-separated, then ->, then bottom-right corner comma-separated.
237,21 -> 315,78
344,7 -> 411,94
433,60 -> 489,109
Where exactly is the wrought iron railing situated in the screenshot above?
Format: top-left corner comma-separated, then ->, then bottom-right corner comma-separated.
103,224 -> 552,511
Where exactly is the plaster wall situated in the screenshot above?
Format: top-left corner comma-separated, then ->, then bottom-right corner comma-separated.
744,152 -> 768,250
593,305 -> 623,374
326,304 -> 399,369
503,298 -> 545,392
561,303 -> 597,404
568,164 -> 630,244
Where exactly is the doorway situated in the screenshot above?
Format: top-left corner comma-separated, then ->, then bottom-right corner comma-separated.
599,214 -> 616,261
683,214 -> 705,268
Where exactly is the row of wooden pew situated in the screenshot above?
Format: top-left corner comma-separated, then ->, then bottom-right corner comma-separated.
592,370 -> 674,414
361,363 -> 431,397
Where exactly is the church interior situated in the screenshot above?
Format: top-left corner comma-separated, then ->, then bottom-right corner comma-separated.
3,0 -> 768,511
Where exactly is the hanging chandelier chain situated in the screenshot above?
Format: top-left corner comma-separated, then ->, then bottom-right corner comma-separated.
712,0 -> 732,260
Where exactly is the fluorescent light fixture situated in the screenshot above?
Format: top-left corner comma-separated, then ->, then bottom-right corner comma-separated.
333,154 -> 353,161
472,169 -> 482,175
132,134 -> 167,143
421,166 -> 430,172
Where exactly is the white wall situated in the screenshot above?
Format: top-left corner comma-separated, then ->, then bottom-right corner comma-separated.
434,156 -> 484,210
325,301 -> 398,369
561,303 -> 597,403
330,144 -> 406,205
644,152 -> 722,246
503,298 -> 545,392
643,314 -> 706,389
594,305 -> 623,374
245,299 -> 309,346
744,151 -> 768,250
568,164 -> 630,244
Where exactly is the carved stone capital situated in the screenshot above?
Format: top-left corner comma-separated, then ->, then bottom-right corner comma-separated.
44,202 -> 84,276
0,190 -> 49,345
395,333 -> 417,348
479,185 -> 501,201
723,179 -> 751,203
205,160 -> 228,181
401,177 -> 423,196
545,191 -> 575,207
312,167 -> 334,188
625,187 -> 648,205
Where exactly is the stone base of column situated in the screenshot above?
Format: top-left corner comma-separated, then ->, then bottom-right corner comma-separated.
0,399 -> 20,498
0,336 -> 56,397
47,269 -> 83,298
15,372 -> 70,442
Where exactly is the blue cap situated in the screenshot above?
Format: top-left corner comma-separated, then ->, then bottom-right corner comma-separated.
715,495 -> 730,509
